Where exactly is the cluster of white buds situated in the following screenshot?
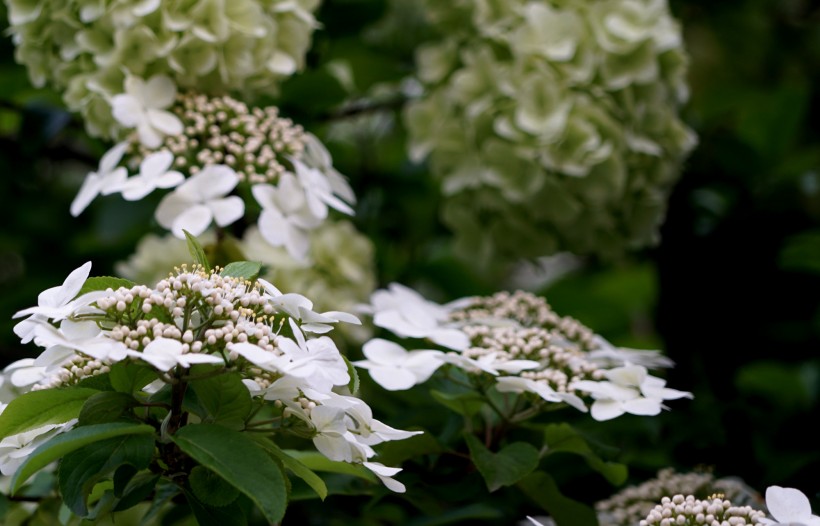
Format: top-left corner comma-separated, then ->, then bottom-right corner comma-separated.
131,93 -> 307,184
640,494 -> 766,526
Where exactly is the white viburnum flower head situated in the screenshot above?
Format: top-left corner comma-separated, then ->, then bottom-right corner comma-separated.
155,164 -> 244,238
70,142 -> 129,216
111,75 -> 183,148
761,486 -> 820,526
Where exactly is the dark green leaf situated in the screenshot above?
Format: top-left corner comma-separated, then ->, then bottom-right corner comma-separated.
184,230 -> 211,271
113,464 -> 138,497
375,431 -> 442,466
430,389 -> 485,417
249,436 -> 327,500
109,362 -> 158,394
464,435 -> 539,492
405,503 -> 505,526
112,472 -> 160,512
220,261 -> 262,281
343,355 -> 360,394
519,471 -> 598,526
542,423 -> 628,486
183,487 -> 247,526
77,277 -> 136,297
11,422 -> 155,493
58,433 -> 153,516
189,465 -> 241,507
0,387 -> 99,440
171,424 -> 287,525
188,372 -> 251,430
75,373 -> 113,391
78,391 -> 138,426
283,450 -> 376,482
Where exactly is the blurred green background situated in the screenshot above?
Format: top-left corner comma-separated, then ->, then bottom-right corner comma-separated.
1,0 -> 818,510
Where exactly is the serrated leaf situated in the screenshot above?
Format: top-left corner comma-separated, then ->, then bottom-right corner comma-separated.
519,471 -> 598,526
283,450 -> 376,482
77,277 -> 136,297
431,389 -> 485,417
343,355 -> 360,394
184,230 -> 211,271
189,466 -> 241,507
542,423 -> 627,486
464,435 -> 539,492
249,436 -> 327,500
220,261 -> 262,281
58,433 -> 153,516
109,362 -> 158,394
188,372 -> 251,430
171,424 -> 287,525
0,388 -> 99,441
78,392 -> 138,426
11,422 -> 155,493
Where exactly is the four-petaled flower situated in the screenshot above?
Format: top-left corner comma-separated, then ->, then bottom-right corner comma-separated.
252,173 -> 321,261
117,150 -> 184,201
111,75 -> 184,148
762,486 -> 820,526
354,338 -> 444,391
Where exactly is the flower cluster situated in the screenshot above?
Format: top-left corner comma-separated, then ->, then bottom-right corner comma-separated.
72,83 -> 355,261
640,494 -> 766,526
405,0 -> 697,263
596,469 -> 762,526
357,286 -> 691,421
4,0 -> 320,138
7,262 -> 415,491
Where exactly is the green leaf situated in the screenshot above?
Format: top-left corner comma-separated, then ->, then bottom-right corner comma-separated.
188,372 -> 251,430
77,276 -> 136,297
171,424 -> 287,525
405,503 -> 505,526
375,431 -> 442,466
109,362 -> 158,394
0,388 -> 99,441
464,435 -> 539,492
519,471 -> 598,526
183,487 -> 247,526
112,472 -> 160,512
184,230 -> 211,271
58,433 -> 153,516
220,261 -> 262,281
343,355 -> 360,394
430,389 -> 485,417
283,450 -> 376,481
542,423 -> 628,486
189,465 -> 241,507
11,422 -> 155,493
78,392 -> 138,426
249,436 -> 327,500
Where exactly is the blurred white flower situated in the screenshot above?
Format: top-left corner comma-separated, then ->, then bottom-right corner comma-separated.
155,164 -> 244,237
252,173 -> 322,261
761,486 -> 820,526
70,142 -> 129,216
117,150 -> 184,201
111,75 -> 183,148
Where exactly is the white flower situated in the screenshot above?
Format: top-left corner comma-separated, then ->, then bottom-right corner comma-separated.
363,461 -> 406,493
111,75 -> 183,148
1,359 -> 47,391
761,486 -> 820,526
276,321 -> 349,393
571,364 -> 692,421
13,261 -> 100,343
30,324 -> 129,363
586,336 -> 675,369
354,338 -> 444,391
252,173 -> 322,261
495,377 -> 587,412
257,278 -> 360,333
155,164 -> 244,238
70,142 -> 129,216
136,338 -> 223,372
293,158 -> 354,219
367,283 -> 470,350
439,352 -> 540,376
0,414 -> 77,476
321,393 -> 423,446
117,150 -> 184,201
310,405 -> 373,463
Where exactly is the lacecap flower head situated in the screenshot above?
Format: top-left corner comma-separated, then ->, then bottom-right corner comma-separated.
405,0 -> 697,264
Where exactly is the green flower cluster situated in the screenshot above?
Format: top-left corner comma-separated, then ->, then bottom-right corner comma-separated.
405,0 -> 697,263
4,0 -> 320,138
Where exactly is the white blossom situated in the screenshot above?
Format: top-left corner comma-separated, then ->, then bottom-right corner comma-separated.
70,142 -> 129,216
354,338 -> 444,391
252,173 -> 322,261
761,486 -> 820,526
137,338 -> 224,372
111,75 -> 183,148
117,150 -> 184,201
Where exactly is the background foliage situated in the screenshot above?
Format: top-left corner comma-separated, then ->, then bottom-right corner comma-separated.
1,0 -> 819,522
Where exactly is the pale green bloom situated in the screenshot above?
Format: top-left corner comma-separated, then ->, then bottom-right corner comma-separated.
4,0 -> 320,138
406,0 -> 696,263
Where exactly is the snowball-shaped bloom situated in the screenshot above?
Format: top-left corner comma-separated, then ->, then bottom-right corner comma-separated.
367,283 -> 470,350
71,142 -> 129,216
13,261 -> 100,343
117,150 -> 184,201
355,338 -> 444,391
761,486 -> 820,526
571,364 -> 691,421
136,338 -> 223,372
155,164 -> 244,237
252,173 -> 322,261
111,75 -> 183,148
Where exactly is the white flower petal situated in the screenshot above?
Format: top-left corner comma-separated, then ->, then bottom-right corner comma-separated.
766,486 -> 815,523
171,204 -> 213,238
209,196 -> 244,227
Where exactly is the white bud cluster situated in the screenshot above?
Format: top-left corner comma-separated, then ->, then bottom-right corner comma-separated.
131,93 -> 306,184
597,469 -> 763,526
640,495 -> 766,526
